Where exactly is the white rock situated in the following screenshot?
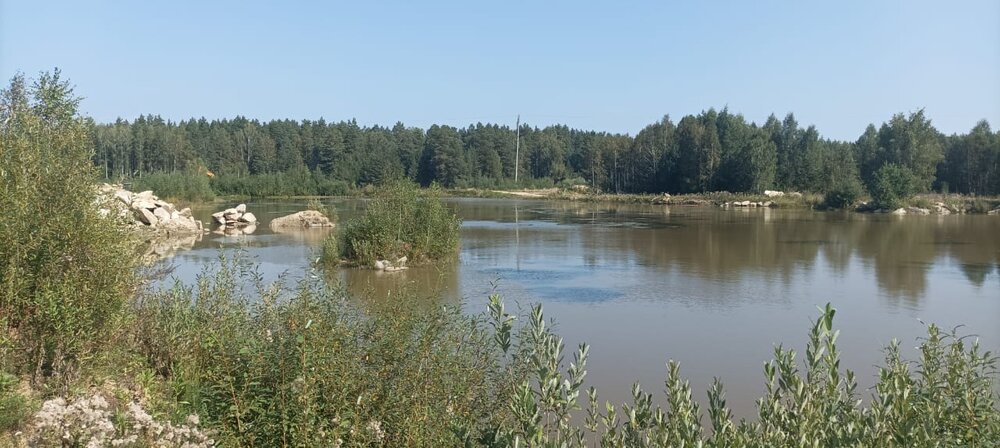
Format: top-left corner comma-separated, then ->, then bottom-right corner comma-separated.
132,199 -> 157,210
135,207 -> 158,226
179,207 -> 192,218
113,190 -> 132,205
374,260 -> 387,270
153,207 -> 171,223
764,190 -> 785,197
235,204 -> 247,213
891,208 -> 907,215
239,212 -> 257,223
269,210 -> 335,229
212,212 -> 227,225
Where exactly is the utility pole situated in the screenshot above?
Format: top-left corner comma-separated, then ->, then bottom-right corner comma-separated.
514,114 -> 520,184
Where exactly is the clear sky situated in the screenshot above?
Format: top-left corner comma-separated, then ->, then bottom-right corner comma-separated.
2,0 -> 998,140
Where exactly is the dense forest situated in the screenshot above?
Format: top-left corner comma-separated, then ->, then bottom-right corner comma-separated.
91,110 -> 1000,196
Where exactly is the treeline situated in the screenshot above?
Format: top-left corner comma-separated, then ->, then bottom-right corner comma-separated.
92,110 -> 1000,196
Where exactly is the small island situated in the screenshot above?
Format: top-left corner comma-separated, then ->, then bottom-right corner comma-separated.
321,181 -> 461,269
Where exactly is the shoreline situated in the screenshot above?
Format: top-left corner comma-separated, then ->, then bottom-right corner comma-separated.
162,188 -> 1000,215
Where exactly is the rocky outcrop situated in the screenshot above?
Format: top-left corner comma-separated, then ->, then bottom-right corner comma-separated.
269,210 -> 335,229
764,190 -> 785,198
212,204 -> 257,227
97,184 -> 203,235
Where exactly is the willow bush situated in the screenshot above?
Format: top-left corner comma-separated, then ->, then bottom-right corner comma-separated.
331,181 -> 461,266
0,71 -> 139,386
131,256 -> 514,447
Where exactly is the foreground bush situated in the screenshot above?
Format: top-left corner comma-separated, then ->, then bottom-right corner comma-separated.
0,71 -> 139,385
332,181 -> 461,266
131,257 -> 513,446
124,259 -> 1000,447
490,303 -> 1000,447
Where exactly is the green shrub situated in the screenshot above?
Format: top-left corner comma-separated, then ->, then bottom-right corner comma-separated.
489,302 -> 1000,447
871,163 -> 918,210
131,171 -> 215,202
132,257 -> 509,447
335,181 -> 461,266
0,371 -> 30,434
0,71 -> 139,383
822,178 -> 864,209
968,198 -> 994,214
209,170 -> 351,197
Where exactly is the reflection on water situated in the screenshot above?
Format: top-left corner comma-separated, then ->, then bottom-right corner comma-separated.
156,198 -> 1000,418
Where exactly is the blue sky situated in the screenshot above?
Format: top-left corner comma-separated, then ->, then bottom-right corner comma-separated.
2,0 -> 998,140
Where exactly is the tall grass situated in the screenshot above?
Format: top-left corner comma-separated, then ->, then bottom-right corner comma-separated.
333,181 -> 461,266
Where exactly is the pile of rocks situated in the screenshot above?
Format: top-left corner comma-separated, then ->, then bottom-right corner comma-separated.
97,184 -> 203,234
269,210 -> 335,229
211,204 -> 257,227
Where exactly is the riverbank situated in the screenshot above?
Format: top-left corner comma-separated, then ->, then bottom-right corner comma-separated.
183,188 -> 1000,216
445,187 -> 1000,214
446,187 -> 823,208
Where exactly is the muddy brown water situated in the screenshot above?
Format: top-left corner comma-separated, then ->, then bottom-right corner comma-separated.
155,198 -> 1000,418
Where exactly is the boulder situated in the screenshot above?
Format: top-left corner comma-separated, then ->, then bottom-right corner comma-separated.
905,207 -> 931,215
134,190 -> 155,201
113,190 -> 132,205
135,207 -> 159,226
132,199 -> 157,211
211,212 -> 227,225
374,260 -> 387,270
153,207 -> 171,223
269,210 -> 335,229
788,192 -> 803,198
239,212 -> 257,223
235,203 -> 247,213
891,208 -> 907,215
179,207 -> 192,218
764,190 -> 785,198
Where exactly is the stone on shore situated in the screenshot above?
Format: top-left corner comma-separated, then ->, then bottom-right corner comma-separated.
269,210 -> 335,229
97,183 -> 204,236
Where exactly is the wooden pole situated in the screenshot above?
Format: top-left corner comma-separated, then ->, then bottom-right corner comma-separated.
514,114 -> 520,184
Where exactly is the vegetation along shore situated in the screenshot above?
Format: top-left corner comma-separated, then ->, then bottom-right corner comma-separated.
3,71 -> 999,446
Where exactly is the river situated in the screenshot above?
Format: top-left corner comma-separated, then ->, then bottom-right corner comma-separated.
154,197 -> 1000,418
